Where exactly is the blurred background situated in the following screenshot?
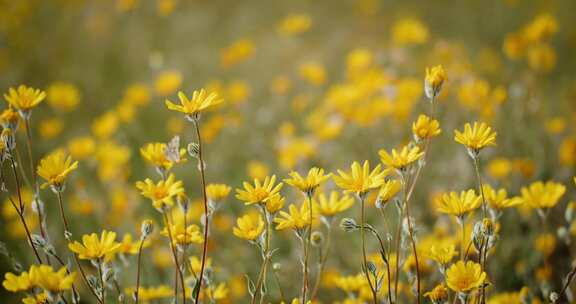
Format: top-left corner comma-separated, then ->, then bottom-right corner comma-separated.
1,0 -> 576,302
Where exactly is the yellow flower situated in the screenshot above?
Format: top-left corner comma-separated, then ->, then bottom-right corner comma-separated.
333,160 -> 387,195
376,179 -> 402,206
140,142 -> 185,171
22,291 -> 48,304
316,191 -> 354,217
67,136 -> 95,160
0,106 -> 19,129
189,256 -> 212,274
3,85 -> 46,113
298,62 -> 326,86
392,18 -> 429,46
125,285 -> 173,302
206,183 -> 231,202
220,39 -> 255,69
424,284 -> 448,302
2,271 -> 33,292
91,111 -> 119,140
154,70 -> 182,96
436,190 -> 482,217
165,89 -> 223,118
379,145 -> 424,171
445,261 -> 486,293
274,202 -> 316,231
28,265 -> 76,292
38,118 -> 63,139
534,233 -> 556,257
285,167 -> 330,195
265,194 -> 286,214
520,181 -> 565,209
233,213 -> 265,241
424,65 -> 447,99
68,230 -> 121,261
118,233 -> 149,255
482,184 -> 523,210
136,174 -> 184,211
161,222 -> 204,245
454,122 -> 497,153
235,175 -> 283,206
425,241 -> 458,265
412,114 -> 441,140
277,13 -> 312,36
46,81 -> 80,112
206,282 -> 229,300
36,150 -> 78,190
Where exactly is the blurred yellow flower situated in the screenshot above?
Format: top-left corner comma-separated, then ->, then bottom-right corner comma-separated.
136,174 -> 185,211
68,230 -> 121,261
298,62 -> 326,86
527,43 -> 556,72
437,190 -> 481,217
424,283 -> 448,302
165,89 -> 223,118
534,233 -> 556,257
522,13 -> 558,43
38,118 -> 63,139
37,150 -> 78,190
376,179 -> 401,206
486,157 -> 512,180
206,183 -> 231,202
91,111 -> 119,139
2,270 -> 33,292
333,161 -> 386,195
379,145 -> 424,171
316,191 -> 354,217
161,222 -> 203,245
0,106 -> 19,129
220,39 -> 255,69
285,167 -> 330,195
235,175 -> 283,206
520,181 -> 565,209
454,121 -> 497,153
425,241 -> 458,265
125,285 -> 172,301
233,213 -> 265,241
67,136 -> 96,160
3,85 -> 45,113
154,70 -> 182,96
46,81 -> 80,111
277,13 -> 312,36
412,114 -> 441,140
392,18 -> 429,46
445,261 -> 486,293
189,256 -> 212,274
22,292 -> 48,304
206,282 -> 229,300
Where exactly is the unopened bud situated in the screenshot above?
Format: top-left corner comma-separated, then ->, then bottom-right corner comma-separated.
141,219 -> 154,237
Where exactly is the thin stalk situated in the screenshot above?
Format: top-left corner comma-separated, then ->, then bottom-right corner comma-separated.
301,193 -> 313,303
252,206 -> 271,304
193,119 -> 209,304
272,268 -> 286,303
360,194 -> 378,304
393,203 -> 405,302
162,212 -> 185,304
459,217 -> 466,261
56,191 -> 103,304
402,174 -> 421,304
134,236 -> 147,304
364,224 -> 394,304
310,219 -> 332,300
97,259 -> 106,304
473,156 -> 488,304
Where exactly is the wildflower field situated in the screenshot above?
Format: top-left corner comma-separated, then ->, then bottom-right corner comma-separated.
1,0 -> 576,303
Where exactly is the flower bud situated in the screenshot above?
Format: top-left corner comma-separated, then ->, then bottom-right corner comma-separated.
141,219 -> 154,237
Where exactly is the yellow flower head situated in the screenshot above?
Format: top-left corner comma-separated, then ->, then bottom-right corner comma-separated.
165,89 -> 223,118
316,191 -> 355,216
206,183 -> 232,202
67,136 -> 96,160
454,122 -> 497,153
265,193 -> 286,214
68,230 -> 121,261
118,233 -> 150,255
125,285 -> 173,302
36,150 -> 78,190
0,106 -> 20,129
445,261 -> 486,293
2,270 -> 33,292
333,161 -> 387,195
379,145 -> 424,171
236,175 -> 283,206
189,256 -> 212,274
161,222 -> 204,245
22,291 -> 49,304
274,202 -> 317,231
46,81 -> 80,112
412,114 -> 441,141
425,241 -> 458,265
376,179 -> 402,207
482,184 -> 523,210
285,167 -> 330,195
28,265 -> 76,292
277,13 -> 312,36
140,142 -> 185,171
136,174 -> 185,211
392,18 -> 429,46
206,282 -> 229,300
534,233 -> 556,257
233,213 -> 265,241
436,190 -> 482,217
4,85 -> 46,113
424,284 -> 448,302
520,181 -> 565,209
424,65 -> 447,99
